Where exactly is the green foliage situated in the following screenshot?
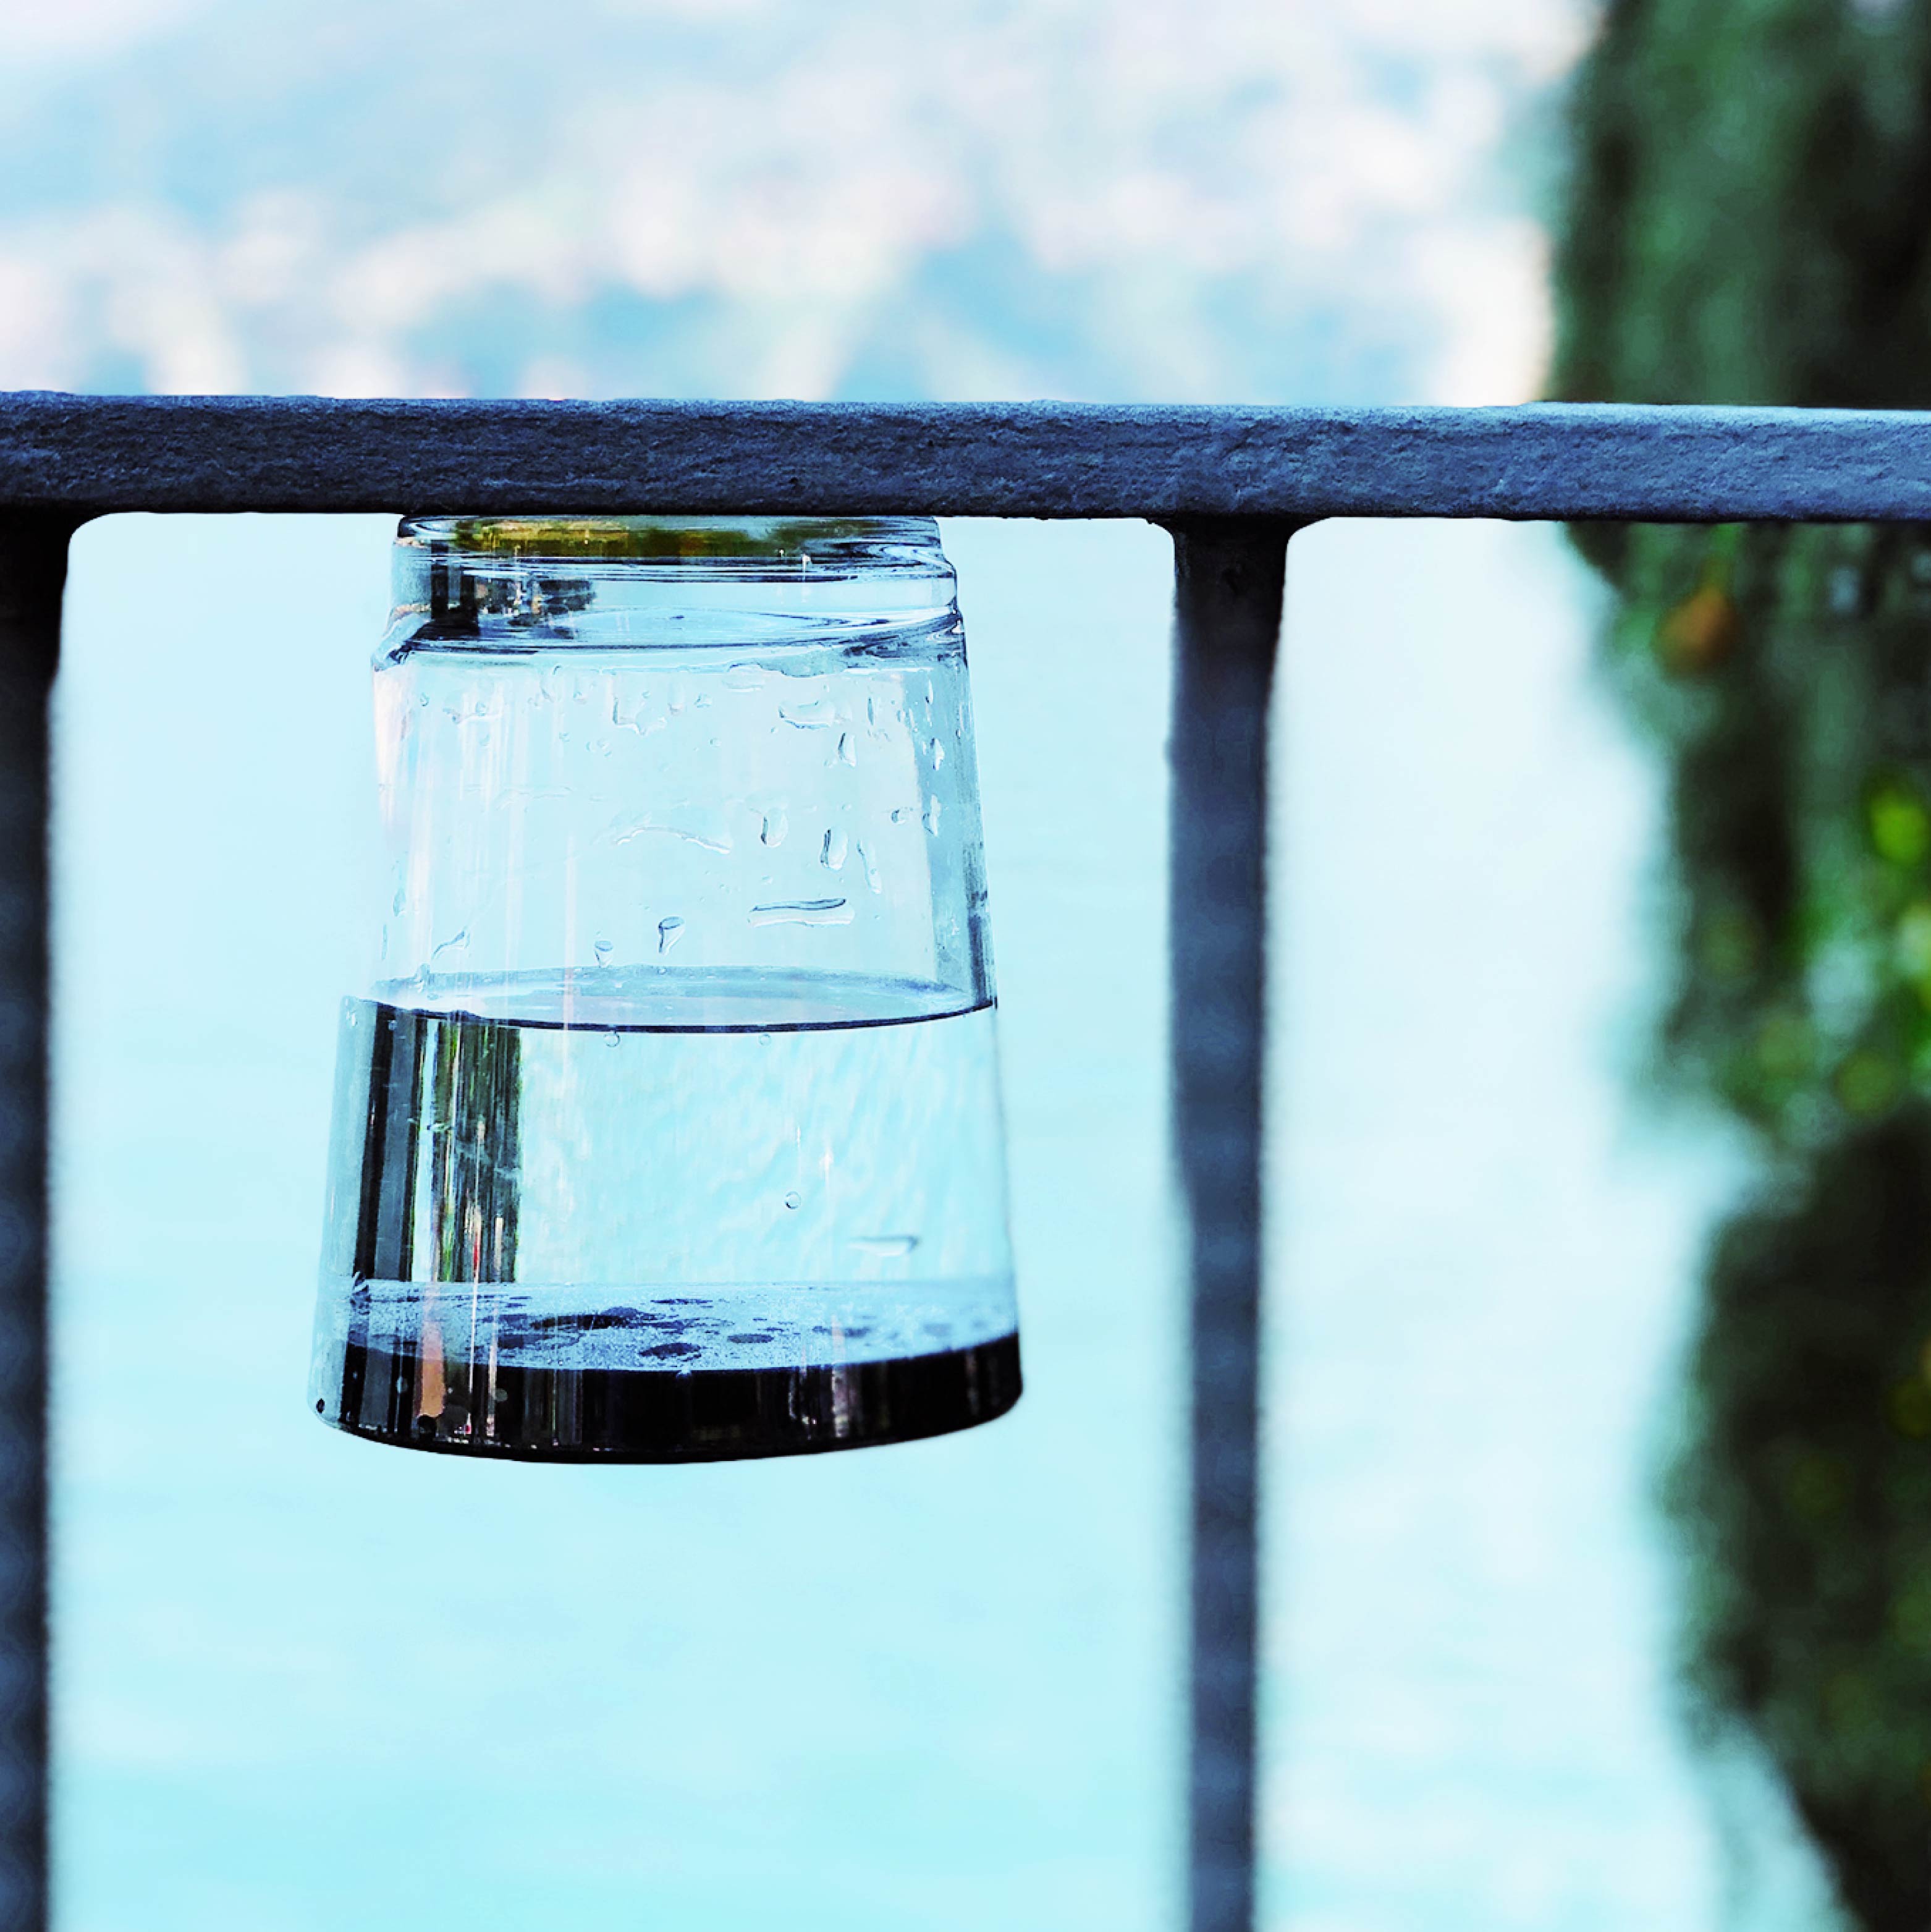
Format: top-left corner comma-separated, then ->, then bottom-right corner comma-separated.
1557,0 -> 1931,417
1601,520 -> 1931,1146
1677,1110 -> 1931,1932
1555,2 -> 1931,1923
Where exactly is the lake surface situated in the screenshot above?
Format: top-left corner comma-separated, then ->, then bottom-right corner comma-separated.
50,512 -> 1836,1928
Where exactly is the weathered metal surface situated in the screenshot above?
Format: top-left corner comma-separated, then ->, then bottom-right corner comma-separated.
7,392 -> 1931,521
0,515 -> 64,1932
1168,519 -> 1297,1932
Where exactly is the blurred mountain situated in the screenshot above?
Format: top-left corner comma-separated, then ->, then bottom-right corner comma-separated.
0,0 -> 1584,403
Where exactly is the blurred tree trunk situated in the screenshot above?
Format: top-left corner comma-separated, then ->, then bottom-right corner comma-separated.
1555,3 -> 1931,1926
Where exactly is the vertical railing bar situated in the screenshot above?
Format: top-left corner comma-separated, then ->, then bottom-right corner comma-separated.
0,511 -> 68,1932
1165,516 -> 1299,1932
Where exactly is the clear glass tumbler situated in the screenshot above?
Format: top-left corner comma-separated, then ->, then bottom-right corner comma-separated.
310,515 -> 1021,1461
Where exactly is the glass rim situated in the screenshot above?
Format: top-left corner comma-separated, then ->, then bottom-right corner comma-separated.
396,514 -> 944,566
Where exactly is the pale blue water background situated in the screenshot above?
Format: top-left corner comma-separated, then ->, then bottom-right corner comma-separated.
3,0 -> 1851,1923
55,514 -> 1183,1931
50,512 -> 1837,1930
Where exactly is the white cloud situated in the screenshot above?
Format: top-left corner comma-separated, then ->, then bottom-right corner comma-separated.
0,0 -> 218,64
0,253 -> 75,388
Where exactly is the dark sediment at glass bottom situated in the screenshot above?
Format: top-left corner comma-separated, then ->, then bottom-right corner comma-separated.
319,1331 -> 1023,1462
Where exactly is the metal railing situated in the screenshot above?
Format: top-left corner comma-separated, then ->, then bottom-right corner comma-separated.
6,391 -> 1931,1932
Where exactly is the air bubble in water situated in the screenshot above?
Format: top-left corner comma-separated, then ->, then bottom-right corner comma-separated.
784,1192 -> 803,1211
657,916 -> 687,954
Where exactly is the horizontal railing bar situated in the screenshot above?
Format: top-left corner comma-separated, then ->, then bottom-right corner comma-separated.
8,394 -> 1931,522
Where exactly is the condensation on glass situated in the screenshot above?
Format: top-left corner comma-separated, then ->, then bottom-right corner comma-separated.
310,515 -> 1021,1461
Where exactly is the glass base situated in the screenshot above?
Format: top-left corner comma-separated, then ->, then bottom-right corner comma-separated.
316,1331 -> 1022,1462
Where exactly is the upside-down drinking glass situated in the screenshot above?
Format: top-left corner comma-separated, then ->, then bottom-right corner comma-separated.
310,515 -> 1021,1461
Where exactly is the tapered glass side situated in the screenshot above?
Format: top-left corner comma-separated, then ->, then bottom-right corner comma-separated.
311,517 -> 1019,1460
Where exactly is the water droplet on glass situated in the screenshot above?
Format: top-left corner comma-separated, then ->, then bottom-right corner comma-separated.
779,698 -> 837,730
392,886 -> 407,915
430,927 -> 470,963
611,807 -> 733,854
929,737 -> 945,767
851,1234 -> 920,1259
724,663 -> 769,690
836,732 -> 856,766
760,809 -> 788,847
750,898 -> 852,926
612,688 -> 654,735
821,828 -> 848,870
856,837 -> 882,893
602,1031 -> 620,1048
783,1192 -> 803,1211
657,916 -> 687,955
924,797 -> 942,835
593,937 -> 614,961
